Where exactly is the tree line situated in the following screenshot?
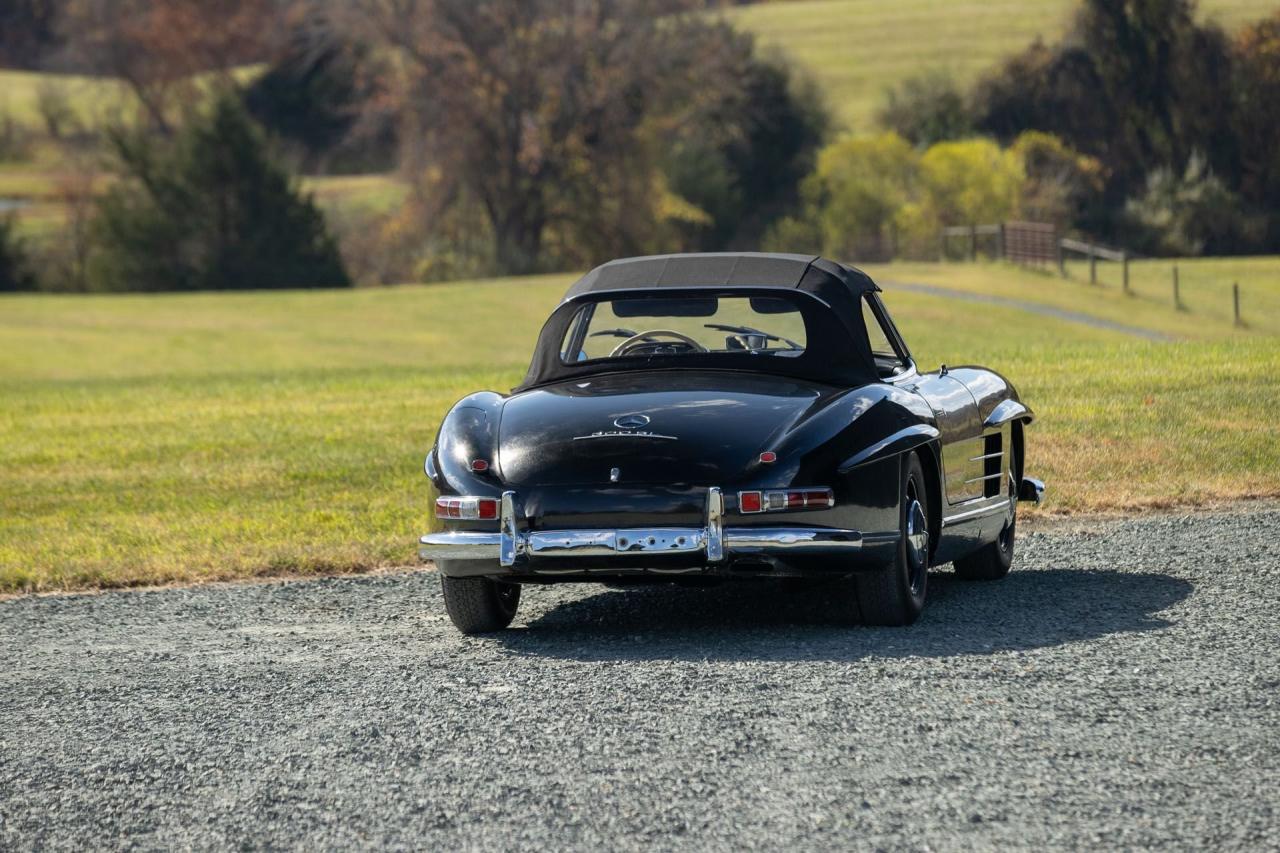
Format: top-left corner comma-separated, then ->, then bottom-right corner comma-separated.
1,0 -> 1277,293
864,0 -> 1280,258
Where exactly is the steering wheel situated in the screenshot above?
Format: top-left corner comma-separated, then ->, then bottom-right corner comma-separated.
610,329 -> 709,357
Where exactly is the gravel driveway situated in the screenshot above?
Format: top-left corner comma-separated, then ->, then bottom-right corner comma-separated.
3,506 -> 1278,850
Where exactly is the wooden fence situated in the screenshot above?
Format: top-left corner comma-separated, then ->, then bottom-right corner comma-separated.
940,223 -> 1250,327
940,222 -> 1057,267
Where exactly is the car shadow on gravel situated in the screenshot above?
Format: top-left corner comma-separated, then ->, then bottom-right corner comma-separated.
491,569 -> 1193,662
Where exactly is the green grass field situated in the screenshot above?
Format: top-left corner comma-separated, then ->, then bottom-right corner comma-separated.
3,263 -> 1278,592
863,257 -> 1280,338
731,0 -> 1278,129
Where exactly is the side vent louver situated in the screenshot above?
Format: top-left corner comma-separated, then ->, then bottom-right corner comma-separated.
983,433 -> 1003,498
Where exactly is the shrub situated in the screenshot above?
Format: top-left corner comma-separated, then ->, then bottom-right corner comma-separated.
766,133 -> 1042,261
877,70 -> 974,147
1124,154 -> 1261,256
1010,131 -> 1106,226
88,96 -> 349,292
0,215 -> 38,292
918,138 -> 1024,227
763,132 -> 918,261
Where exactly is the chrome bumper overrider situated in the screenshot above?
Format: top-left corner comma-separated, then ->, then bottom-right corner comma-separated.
418,487 -> 865,567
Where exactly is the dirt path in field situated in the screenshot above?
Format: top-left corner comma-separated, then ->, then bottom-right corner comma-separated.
886,280 -> 1176,341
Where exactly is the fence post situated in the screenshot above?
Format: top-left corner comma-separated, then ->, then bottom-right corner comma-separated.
1233,282 -> 1242,327
1056,234 -> 1065,277
1089,251 -> 1097,285
1172,265 -> 1181,310
968,225 -> 977,261
996,223 -> 1006,261
939,231 -> 947,262
1121,252 -> 1129,294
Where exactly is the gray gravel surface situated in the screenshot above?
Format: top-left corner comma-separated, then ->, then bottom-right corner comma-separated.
3,506 -> 1278,851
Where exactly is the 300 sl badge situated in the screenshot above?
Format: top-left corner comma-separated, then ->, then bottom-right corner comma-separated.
572,430 -> 678,441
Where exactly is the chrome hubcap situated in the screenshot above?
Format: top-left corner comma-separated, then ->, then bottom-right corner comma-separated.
906,499 -> 928,570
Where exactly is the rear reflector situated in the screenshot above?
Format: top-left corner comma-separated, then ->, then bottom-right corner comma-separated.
435,496 -> 499,520
737,488 -> 834,514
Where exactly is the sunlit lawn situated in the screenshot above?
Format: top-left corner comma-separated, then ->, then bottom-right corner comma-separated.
862,257 -> 1280,338
3,266 -> 1278,592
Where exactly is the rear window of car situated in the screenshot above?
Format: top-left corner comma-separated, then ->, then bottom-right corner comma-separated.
561,294 -> 809,364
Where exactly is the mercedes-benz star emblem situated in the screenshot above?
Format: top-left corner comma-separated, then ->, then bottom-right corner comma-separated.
613,414 -> 651,429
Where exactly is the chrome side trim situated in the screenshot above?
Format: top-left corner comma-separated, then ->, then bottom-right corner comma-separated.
705,487 -> 725,562
941,496 -> 1013,528
968,451 -> 1004,463
861,531 -> 902,547
963,472 -> 1006,485
724,528 -> 863,553
984,399 -> 1033,429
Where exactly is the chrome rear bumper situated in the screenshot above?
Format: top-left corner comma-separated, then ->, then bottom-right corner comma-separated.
418,487 -> 866,566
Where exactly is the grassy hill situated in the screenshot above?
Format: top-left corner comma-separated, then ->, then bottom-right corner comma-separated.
3,260 -> 1278,592
730,0 -> 1279,129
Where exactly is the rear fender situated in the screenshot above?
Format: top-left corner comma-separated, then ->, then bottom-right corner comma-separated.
759,384 -> 931,487
428,391 -> 506,495
837,424 -> 940,474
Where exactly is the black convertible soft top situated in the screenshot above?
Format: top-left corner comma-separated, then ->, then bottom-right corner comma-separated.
563,252 -> 880,303
516,253 -> 883,391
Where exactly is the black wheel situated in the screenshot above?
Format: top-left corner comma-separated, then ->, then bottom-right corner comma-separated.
953,472 -> 1017,581
440,571 -> 521,634
855,451 -> 931,626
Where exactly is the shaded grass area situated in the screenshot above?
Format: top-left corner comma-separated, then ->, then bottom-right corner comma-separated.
731,0 -> 1277,130
2,270 -> 1278,592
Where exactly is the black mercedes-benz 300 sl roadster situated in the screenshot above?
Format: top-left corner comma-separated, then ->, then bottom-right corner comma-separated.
419,253 -> 1043,633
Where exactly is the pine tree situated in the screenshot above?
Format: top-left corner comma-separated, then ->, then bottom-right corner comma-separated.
89,96 -> 350,291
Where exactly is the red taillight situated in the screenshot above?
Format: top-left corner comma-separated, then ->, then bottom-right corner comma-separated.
759,451 -> 777,464
470,459 -> 489,473
801,489 -> 833,507
737,488 -> 833,514
435,496 -> 499,521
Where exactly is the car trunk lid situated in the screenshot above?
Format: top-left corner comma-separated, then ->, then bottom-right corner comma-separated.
496,370 -> 830,487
